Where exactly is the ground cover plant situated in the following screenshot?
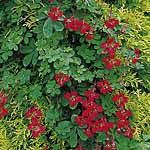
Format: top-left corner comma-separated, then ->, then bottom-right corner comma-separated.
0,0 -> 150,150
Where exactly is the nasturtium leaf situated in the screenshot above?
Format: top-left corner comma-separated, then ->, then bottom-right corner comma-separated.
17,69 -> 31,84
70,128 -> 77,148
77,128 -> 88,141
43,18 -> 53,38
54,22 -> 64,31
23,52 -> 33,66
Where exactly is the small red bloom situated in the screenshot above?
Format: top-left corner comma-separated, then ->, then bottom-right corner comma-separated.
85,32 -> 94,40
112,93 -> 128,107
103,56 -> 121,70
85,89 -> 100,101
75,115 -> 87,127
97,80 -> 112,94
64,91 -> 82,107
84,127 -> 94,138
105,17 -> 119,29
0,107 -> 8,119
25,107 -> 43,119
101,37 -> 120,56
0,92 -> 7,105
76,145 -> 84,150
80,21 -> 91,34
64,16 -> 82,31
116,119 -> 129,128
123,127 -> 135,138
48,0 -> 53,2
48,7 -> 63,22
54,72 -> 70,86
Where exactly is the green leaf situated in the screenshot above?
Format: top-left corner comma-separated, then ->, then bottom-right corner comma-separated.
54,22 -> 64,31
17,69 -> 31,84
43,18 -> 53,38
77,128 -> 88,141
23,53 -> 33,66
70,128 -> 77,148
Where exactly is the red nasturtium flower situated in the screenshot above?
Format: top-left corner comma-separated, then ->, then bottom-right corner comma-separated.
105,17 -> 119,29
26,107 -> 45,138
123,127 -> 135,139
0,92 -> 7,105
48,7 -> 63,21
101,37 -> 120,56
112,93 -> 128,107
103,55 -> 121,70
25,107 -> 43,119
54,72 -> 70,86
48,0 -> 53,2
0,105 -> 8,119
76,145 -> 84,150
64,16 -> 83,31
0,92 -> 8,120
132,48 -> 140,64
64,91 -> 82,107
97,80 -> 112,94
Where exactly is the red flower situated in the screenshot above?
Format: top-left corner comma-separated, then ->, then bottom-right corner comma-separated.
132,58 -> 138,64
84,127 -> 94,138
48,0 -> 53,2
0,92 -> 7,105
115,110 -> 132,120
85,89 -> 100,101
75,115 -> 87,127
76,145 -> 84,150
85,32 -> 94,40
105,17 -> 119,29
54,72 -> 70,86
80,21 -> 91,34
97,80 -> 112,94
103,56 -> 121,70
123,127 -> 135,138
104,144 -> 111,150
29,124 -> 45,138
25,107 -> 43,119
64,91 -> 82,107
64,16 -> 82,31
132,48 -> 140,64
116,119 -> 129,128
0,106 -> 8,119
112,93 -> 128,107
48,7 -> 63,22
101,37 -> 120,56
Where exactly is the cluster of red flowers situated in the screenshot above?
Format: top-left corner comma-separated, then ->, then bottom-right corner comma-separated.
47,0 -> 94,40
103,55 -> 121,70
0,92 -> 8,120
64,17 -> 94,40
104,136 -> 117,150
101,37 -> 120,57
48,7 -> 63,22
64,91 -> 83,107
132,48 -> 140,64
101,37 -> 121,70
101,16 -> 121,70
105,16 -> 119,30
66,88 -> 114,138
113,93 -> 134,138
97,80 -> 112,94
54,72 -> 70,86
25,107 -> 45,138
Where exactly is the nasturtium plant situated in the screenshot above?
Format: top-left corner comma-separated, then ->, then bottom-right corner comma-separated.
0,0 -> 149,150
